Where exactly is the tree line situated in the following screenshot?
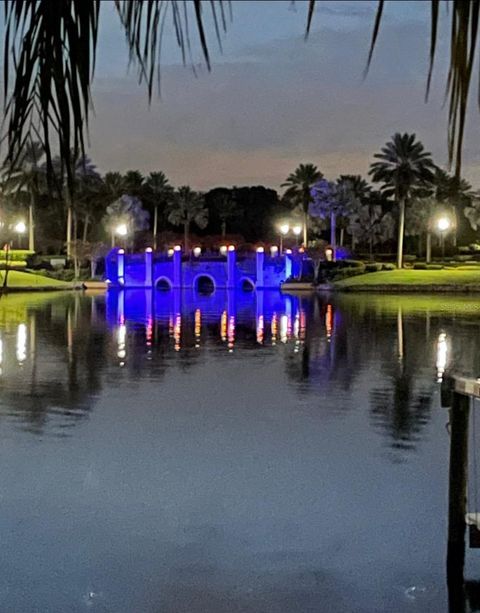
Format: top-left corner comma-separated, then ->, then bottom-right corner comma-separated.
1,132 -> 479,268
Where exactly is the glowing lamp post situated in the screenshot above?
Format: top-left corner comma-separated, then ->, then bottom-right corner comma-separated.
292,224 -> 302,246
437,216 -> 451,260
14,221 -> 26,249
279,223 -> 289,254
193,247 -> 201,257
112,222 -> 128,248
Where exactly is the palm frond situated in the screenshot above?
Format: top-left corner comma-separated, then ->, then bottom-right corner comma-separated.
3,0 -> 100,195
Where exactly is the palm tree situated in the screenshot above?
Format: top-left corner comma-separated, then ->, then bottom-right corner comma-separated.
210,191 -> 238,237
166,187 -> 208,252
282,163 -> 323,246
123,170 -> 145,197
51,153 -> 100,257
434,168 -> 474,246
1,2 -> 476,186
406,196 -> 439,262
103,172 -> 125,200
370,133 -> 435,268
3,140 -> 45,251
145,172 -> 173,250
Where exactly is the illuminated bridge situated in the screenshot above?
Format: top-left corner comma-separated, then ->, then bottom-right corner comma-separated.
105,246 -> 303,291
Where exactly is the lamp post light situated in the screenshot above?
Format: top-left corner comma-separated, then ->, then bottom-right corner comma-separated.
112,223 -> 128,248
292,224 -> 302,246
279,223 -> 289,254
14,221 -> 26,249
437,216 -> 451,260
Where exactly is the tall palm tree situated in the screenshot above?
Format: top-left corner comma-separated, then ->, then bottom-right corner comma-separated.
145,172 -> 173,250
123,170 -> 145,198
370,133 -> 435,268
282,163 -> 323,246
3,140 -> 45,251
211,191 -> 238,238
166,187 -> 208,252
51,153 -> 99,257
103,172 -> 125,200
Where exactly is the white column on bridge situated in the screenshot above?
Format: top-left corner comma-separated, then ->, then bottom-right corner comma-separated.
227,245 -> 236,288
256,247 -> 264,288
145,247 -> 153,287
117,248 -> 125,286
173,245 -> 182,288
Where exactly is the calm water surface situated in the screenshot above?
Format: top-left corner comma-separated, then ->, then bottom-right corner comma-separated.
1,289 -> 480,612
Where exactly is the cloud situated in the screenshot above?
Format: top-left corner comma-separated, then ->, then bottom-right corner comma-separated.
88,9 -> 480,191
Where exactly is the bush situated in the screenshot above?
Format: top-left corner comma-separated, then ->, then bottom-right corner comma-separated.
35,268 -> 77,281
403,254 -> 417,262
426,264 -> 443,270
317,259 -> 366,283
453,255 -> 471,262
1,249 -> 35,262
330,268 -> 366,282
413,263 -> 427,270
382,263 -> 396,271
365,263 -> 382,273
339,259 -> 365,269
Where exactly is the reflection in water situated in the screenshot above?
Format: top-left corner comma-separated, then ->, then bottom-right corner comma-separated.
437,332 -> 449,382
1,291 -> 480,611
16,323 -> 27,364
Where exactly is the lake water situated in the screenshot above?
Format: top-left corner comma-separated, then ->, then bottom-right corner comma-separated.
1,289 -> 479,612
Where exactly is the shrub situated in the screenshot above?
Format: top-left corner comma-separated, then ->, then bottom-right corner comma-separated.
453,254 -> 471,262
330,268 -> 366,282
0,249 -> 34,262
403,254 -> 417,262
382,263 -> 396,271
365,263 -> 382,273
426,264 -> 443,270
413,263 -> 427,270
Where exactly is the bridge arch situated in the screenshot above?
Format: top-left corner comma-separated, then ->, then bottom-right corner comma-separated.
194,274 -> 216,295
239,277 -> 255,292
155,276 -> 173,291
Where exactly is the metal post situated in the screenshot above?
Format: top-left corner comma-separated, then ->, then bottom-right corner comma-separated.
447,391 -> 470,593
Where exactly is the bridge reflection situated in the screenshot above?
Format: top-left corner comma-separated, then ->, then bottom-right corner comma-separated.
106,289 -> 310,353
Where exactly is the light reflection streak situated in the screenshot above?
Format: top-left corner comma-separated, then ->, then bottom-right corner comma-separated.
325,304 -> 333,341
436,332 -> 448,382
16,323 -> 27,363
299,309 -> 306,341
271,313 -> 278,346
221,310 -> 227,342
146,316 -> 153,347
228,315 -> 235,352
195,309 -> 201,348
280,314 -> 288,344
117,323 -> 126,363
256,315 -> 264,344
174,314 -> 181,351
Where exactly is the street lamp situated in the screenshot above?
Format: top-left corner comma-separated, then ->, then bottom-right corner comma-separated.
292,224 -> 302,246
437,216 -> 451,260
111,223 -> 128,248
279,223 -> 289,254
14,221 -> 26,248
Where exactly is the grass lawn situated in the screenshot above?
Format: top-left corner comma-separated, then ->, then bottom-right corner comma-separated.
0,270 -> 72,288
334,268 -> 480,290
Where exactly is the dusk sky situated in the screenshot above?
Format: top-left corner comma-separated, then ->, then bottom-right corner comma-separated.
89,0 -> 480,191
